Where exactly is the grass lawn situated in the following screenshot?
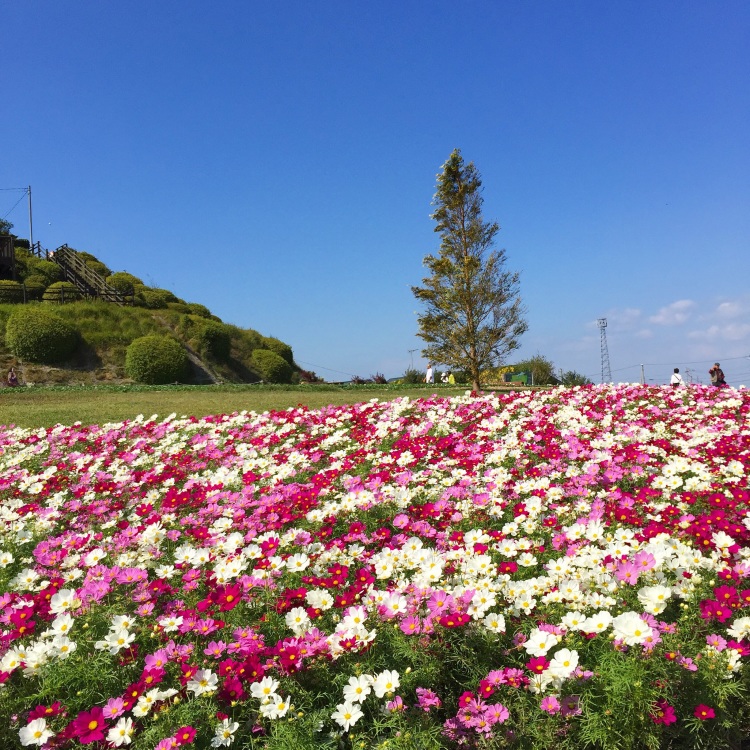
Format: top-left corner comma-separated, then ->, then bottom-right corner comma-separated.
0,384 -> 472,428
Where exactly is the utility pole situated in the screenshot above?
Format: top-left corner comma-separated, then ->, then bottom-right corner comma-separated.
640,364 -> 645,385
408,349 -> 417,370
27,185 -> 33,250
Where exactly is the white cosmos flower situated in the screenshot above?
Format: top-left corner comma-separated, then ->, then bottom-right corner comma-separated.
211,718 -> 239,747
107,716 -> 135,746
284,607 -> 311,635
187,669 -> 218,696
611,611 -> 653,646
727,616 -> 750,640
637,585 -> 672,615
250,676 -> 280,701
482,612 -> 506,633
331,701 -> 364,730
19,718 -> 53,746
95,628 -> 135,654
580,610 -> 613,635
258,694 -> 291,719
372,669 -> 400,698
524,628 -> 560,656
83,548 -> 106,566
51,635 -> 77,658
546,648 -> 579,679
343,674 -> 373,703
158,615 -> 183,632
49,589 -> 77,614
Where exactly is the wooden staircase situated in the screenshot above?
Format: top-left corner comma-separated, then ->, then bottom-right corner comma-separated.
38,243 -> 131,305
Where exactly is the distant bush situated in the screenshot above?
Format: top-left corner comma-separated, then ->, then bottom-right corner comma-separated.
43,281 -> 81,303
251,348 -> 293,384
5,306 -> 79,363
106,272 -> 141,296
85,260 -> 111,278
262,336 -> 294,366
195,320 -> 231,362
137,289 -> 171,309
0,281 -> 23,303
125,335 -> 189,384
186,303 -> 212,318
28,259 -> 62,286
299,369 -> 323,383
401,367 -> 424,384
371,373 -> 387,384
167,302 -> 191,315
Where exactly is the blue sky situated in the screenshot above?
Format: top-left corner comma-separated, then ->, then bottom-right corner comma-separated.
3,2 -> 749,385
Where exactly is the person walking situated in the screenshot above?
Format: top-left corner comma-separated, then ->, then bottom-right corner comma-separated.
708,363 -> 726,387
670,368 -> 684,387
425,363 -> 434,384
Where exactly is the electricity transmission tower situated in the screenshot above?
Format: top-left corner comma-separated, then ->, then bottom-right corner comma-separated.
597,318 -> 612,383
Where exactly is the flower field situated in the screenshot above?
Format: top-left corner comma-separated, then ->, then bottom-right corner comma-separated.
1,384 -> 749,749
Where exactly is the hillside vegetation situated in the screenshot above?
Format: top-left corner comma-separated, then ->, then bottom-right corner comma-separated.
0,244 -> 299,386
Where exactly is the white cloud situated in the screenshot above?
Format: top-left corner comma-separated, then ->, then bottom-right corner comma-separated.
649,299 -> 695,326
689,322 -> 750,342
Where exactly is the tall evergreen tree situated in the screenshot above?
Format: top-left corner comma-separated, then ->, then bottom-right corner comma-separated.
412,149 -> 527,391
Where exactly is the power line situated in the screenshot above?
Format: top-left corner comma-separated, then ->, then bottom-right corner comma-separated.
2,193 -> 26,220
296,359 -> 357,379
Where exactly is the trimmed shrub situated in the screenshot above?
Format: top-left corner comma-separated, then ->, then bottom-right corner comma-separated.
43,281 -> 82,303
0,280 -> 24,303
5,306 -> 79,363
262,336 -> 294,366
138,289 -> 169,309
195,320 -> 231,361
125,335 -> 189,384
186,303 -> 212,318
106,272 -> 141,296
251,348 -> 293,384
23,280 -> 46,301
28,259 -> 62,286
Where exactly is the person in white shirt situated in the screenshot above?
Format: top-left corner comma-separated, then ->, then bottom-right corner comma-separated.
425,364 -> 434,383
670,368 -> 685,387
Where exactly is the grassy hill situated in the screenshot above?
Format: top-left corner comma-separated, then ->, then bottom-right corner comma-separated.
0,243 -> 302,386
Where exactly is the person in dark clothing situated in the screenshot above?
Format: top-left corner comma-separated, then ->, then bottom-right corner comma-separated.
708,363 -> 726,387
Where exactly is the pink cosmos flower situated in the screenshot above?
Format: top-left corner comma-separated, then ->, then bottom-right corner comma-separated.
650,700 -> 677,725
416,687 -> 441,712
71,706 -> 107,744
694,704 -> 715,720
540,695 -> 561,714
102,697 -> 126,719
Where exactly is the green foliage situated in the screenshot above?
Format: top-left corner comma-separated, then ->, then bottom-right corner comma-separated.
561,369 -> 593,386
22,280 -> 46,301
125,335 -> 189,384
85,259 -> 111,278
186,302 -> 212,318
0,218 -> 13,234
251,348 -> 293,383
195,320 -> 232,361
0,280 -> 23,303
402,367 -> 424,384
412,148 -> 528,390
512,354 -> 558,386
106,272 -> 141,296
263,336 -> 295,366
5,305 -> 79,363
137,288 -> 170,309
42,281 -> 81,303
27,258 -> 62,286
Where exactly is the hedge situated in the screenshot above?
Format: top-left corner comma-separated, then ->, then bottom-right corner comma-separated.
5,306 -> 79,363
125,335 -> 189,384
